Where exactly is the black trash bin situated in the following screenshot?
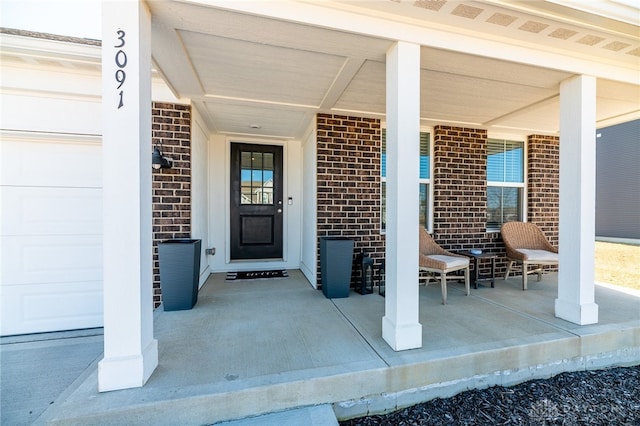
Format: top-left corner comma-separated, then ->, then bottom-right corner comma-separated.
158,239 -> 201,311
320,237 -> 354,298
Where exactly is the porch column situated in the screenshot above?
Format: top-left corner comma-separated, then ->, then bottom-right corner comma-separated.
98,0 -> 158,391
555,75 -> 599,325
382,41 -> 422,351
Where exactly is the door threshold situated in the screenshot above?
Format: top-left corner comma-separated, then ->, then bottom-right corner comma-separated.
229,259 -> 285,263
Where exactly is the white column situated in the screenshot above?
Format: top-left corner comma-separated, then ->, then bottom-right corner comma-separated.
382,41 -> 422,351
98,0 -> 158,392
555,75 -> 599,325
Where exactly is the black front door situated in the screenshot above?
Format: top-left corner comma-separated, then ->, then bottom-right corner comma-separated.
230,143 -> 283,260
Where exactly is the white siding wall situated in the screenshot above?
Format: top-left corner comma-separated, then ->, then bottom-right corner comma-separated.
190,107 -> 211,286
208,134 -> 228,270
300,119 -> 317,287
286,141 -> 303,268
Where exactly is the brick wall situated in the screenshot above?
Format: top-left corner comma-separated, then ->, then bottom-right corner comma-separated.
316,114 -> 384,287
527,134 -> 560,247
151,102 -> 192,307
431,127 -> 560,276
432,126 -> 488,249
314,117 -> 560,286
432,126 -> 504,275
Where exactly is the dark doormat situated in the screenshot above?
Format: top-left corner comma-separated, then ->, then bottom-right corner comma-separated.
226,270 -> 288,281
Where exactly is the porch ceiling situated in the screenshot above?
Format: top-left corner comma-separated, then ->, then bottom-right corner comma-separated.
149,1 -> 639,139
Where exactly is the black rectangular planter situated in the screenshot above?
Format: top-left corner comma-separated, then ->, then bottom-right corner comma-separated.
158,239 -> 201,311
320,237 -> 354,299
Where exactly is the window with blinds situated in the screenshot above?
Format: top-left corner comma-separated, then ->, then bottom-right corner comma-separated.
487,139 -> 525,230
381,130 -> 431,231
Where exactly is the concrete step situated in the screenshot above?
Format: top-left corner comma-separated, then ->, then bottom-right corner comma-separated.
214,404 -> 338,426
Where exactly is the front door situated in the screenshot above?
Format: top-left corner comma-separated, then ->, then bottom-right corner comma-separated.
230,143 -> 283,260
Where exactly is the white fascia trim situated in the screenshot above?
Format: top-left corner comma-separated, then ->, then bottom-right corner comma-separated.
537,0 -> 640,29
1,87 -> 101,103
192,0 -> 640,85
0,33 -> 101,65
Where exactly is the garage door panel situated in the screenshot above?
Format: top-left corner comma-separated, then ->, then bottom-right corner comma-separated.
0,281 -> 103,336
1,235 -> 102,285
1,94 -> 102,135
1,187 -> 102,236
1,139 -> 101,188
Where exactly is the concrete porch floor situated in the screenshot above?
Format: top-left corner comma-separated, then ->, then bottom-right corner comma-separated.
37,270 -> 639,425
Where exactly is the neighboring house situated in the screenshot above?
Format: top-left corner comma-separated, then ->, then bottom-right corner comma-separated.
1,0 -> 638,392
596,119 -> 640,242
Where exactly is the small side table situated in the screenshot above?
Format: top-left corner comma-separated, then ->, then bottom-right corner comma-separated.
458,251 -> 496,289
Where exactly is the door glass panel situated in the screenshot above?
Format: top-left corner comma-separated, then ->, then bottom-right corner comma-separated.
240,151 -> 274,205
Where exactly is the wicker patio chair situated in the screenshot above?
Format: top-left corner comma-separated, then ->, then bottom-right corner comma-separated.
500,221 -> 558,290
419,228 -> 470,304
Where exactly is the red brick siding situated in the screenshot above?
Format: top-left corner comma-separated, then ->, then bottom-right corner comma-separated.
314,120 -> 560,282
432,126 -> 488,248
431,127 -> 560,277
527,134 -> 560,247
316,114 -> 384,287
432,128 -> 561,276
432,126 -> 503,275
151,102 -> 192,308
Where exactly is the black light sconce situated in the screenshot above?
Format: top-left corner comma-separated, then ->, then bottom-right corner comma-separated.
152,146 -> 173,170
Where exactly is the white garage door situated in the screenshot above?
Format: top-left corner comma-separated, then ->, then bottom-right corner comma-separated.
1,132 -> 103,336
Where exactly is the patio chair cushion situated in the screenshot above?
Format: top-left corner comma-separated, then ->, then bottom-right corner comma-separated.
517,249 -> 558,262
426,255 -> 469,269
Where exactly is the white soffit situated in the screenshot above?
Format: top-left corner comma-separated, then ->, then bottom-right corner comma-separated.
327,0 -> 639,69
515,0 -> 640,30
203,100 -> 311,139
333,60 -> 386,114
596,79 -> 640,125
180,30 -> 346,107
420,47 -> 572,89
150,0 -> 638,138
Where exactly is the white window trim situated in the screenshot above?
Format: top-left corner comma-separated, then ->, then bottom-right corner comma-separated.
381,125 -> 434,234
486,181 -> 526,188
486,137 -> 528,233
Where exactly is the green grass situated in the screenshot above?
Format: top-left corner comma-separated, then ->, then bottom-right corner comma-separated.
595,241 -> 640,291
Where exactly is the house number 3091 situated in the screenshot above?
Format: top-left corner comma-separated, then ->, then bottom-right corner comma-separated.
114,30 -> 127,109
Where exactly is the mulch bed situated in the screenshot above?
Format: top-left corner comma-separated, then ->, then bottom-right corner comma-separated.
340,365 -> 640,425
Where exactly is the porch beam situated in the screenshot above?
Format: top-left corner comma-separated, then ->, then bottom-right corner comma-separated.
555,75 -> 599,325
201,1 -> 638,86
98,0 -> 158,391
382,41 -> 422,351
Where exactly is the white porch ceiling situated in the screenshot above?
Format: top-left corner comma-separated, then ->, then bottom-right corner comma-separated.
149,0 -> 640,139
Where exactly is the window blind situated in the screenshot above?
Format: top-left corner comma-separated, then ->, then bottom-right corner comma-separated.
381,130 -> 430,179
487,139 -> 524,183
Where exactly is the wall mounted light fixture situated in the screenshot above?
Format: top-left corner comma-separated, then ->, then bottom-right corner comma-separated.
152,146 -> 173,170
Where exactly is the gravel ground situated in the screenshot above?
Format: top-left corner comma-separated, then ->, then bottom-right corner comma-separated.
340,365 -> 640,425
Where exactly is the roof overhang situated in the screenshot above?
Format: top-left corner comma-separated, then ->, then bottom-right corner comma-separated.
150,1 -> 637,138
